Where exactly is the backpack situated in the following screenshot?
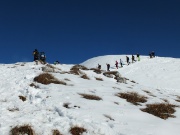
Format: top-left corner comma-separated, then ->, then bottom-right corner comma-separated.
40,52 -> 45,59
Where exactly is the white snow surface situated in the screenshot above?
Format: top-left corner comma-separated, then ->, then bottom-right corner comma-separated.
0,55 -> 179,135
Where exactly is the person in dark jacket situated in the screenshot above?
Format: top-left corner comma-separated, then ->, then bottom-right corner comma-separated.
126,56 -> 130,65
151,51 -> 155,58
115,61 -> 118,69
106,63 -> 110,71
33,49 -> 39,61
132,55 -> 136,63
54,60 -> 60,65
149,52 -> 152,58
98,64 -> 101,70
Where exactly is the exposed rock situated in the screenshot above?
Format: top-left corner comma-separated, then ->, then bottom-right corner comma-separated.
103,71 -> 126,83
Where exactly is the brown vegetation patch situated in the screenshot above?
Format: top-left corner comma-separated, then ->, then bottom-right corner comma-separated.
116,92 -> 147,105
141,103 -> 178,119
46,64 -> 61,72
63,103 -> 71,109
10,125 -> 34,135
70,65 -> 89,75
52,129 -> 63,135
70,68 -> 82,75
90,68 -> 102,74
46,64 -> 56,69
19,96 -> 26,102
34,73 -> 66,85
29,83 -> 39,88
95,77 -> 103,81
81,74 -> 90,80
79,93 -> 102,100
70,126 -> 87,135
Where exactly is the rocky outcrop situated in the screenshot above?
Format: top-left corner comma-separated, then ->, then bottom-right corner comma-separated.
103,71 -> 126,83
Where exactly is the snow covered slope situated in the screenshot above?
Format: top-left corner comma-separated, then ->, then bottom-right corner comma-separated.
0,56 -> 180,135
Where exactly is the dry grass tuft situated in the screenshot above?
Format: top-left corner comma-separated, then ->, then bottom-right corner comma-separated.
10,125 -> 34,135
70,65 -> 89,75
79,93 -> 102,100
90,68 -> 102,74
70,126 -> 87,135
81,74 -> 90,80
63,103 -> 71,109
52,129 -> 63,135
95,77 -> 103,81
34,73 -> 66,85
141,103 -> 178,119
19,96 -> 26,102
29,83 -> 39,88
116,92 -> 147,105
71,65 -> 89,70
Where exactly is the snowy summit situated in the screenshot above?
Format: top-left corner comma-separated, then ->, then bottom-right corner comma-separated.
0,55 -> 180,135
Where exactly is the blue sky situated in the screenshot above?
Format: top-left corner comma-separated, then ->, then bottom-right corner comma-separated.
0,0 -> 180,64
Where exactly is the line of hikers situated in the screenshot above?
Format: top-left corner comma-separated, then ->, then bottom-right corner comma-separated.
33,49 -> 60,65
98,52 -> 156,71
98,53 -> 141,71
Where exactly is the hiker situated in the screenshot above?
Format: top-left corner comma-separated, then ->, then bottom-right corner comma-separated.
115,61 -> 118,69
33,49 -> 39,61
106,63 -> 110,71
98,64 -> 101,70
120,59 -> 123,67
149,52 -> 152,58
132,55 -> 136,63
39,52 -> 46,64
152,51 -> 155,58
137,53 -> 140,61
54,60 -> 60,65
126,56 -> 130,65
